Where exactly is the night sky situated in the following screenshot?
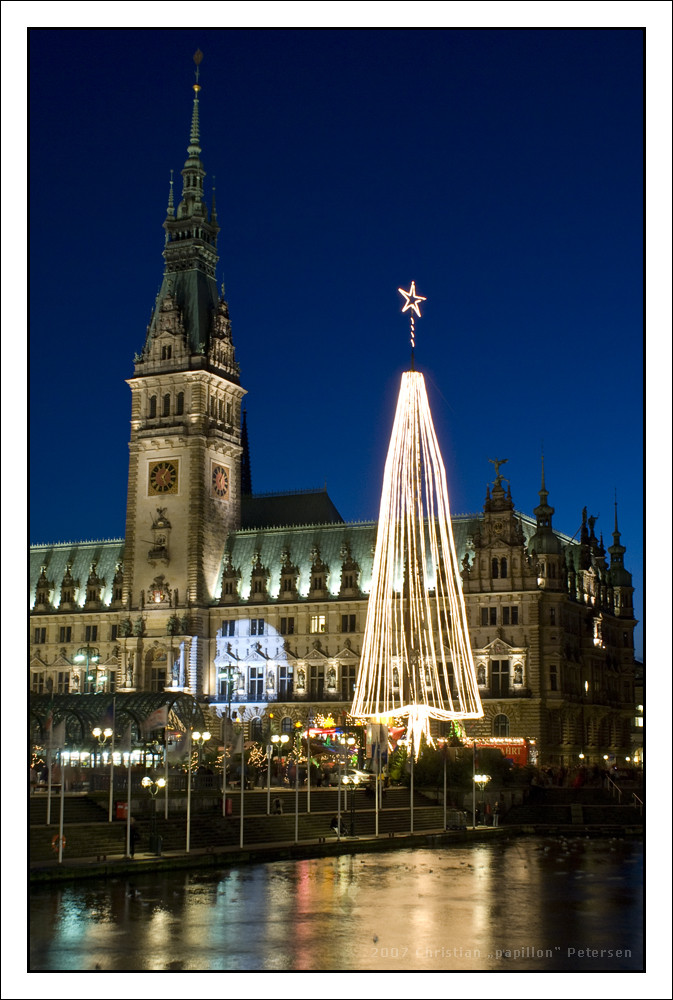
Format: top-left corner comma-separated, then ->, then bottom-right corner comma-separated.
28,27 -> 644,656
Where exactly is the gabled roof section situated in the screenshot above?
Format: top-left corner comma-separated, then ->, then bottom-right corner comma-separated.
240,488 -> 344,530
29,539 -> 125,610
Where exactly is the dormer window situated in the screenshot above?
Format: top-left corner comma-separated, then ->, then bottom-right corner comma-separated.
161,345 -> 172,360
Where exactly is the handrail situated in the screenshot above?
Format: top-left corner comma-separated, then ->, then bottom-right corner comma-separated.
604,774 -> 622,803
631,792 -> 643,815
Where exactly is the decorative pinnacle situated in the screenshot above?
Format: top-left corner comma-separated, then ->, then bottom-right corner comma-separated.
167,169 -> 174,214
398,281 -> 426,369
190,50 -> 203,147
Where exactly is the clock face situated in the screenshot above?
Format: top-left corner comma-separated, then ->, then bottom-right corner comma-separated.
149,461 -> 178,495
212,463 -> 230,498
493,521 -> 504,534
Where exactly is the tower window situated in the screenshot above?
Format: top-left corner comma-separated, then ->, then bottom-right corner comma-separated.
149,396 -> 157,418
176,392 -> 184,415
500,558 -> 508,578
491,558 -> 499,578
161,345 -> 172,360
163,394 -> 170,416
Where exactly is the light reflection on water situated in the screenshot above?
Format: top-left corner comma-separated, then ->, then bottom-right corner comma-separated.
30,836 -> 642,972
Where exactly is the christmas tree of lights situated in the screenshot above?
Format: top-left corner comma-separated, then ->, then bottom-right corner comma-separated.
351,283 -> 483,757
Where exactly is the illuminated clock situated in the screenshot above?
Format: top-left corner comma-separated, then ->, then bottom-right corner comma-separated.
212,463 -> 230,499
149,461 -> 178,495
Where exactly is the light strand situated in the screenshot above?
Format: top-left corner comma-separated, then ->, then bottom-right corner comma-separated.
351,371 -> 483,757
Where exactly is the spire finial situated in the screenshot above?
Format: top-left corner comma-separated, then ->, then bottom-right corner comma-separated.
190,50 -> 203,148
167,169 -> 174,214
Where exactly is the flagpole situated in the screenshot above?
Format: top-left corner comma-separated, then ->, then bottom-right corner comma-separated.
58,749 -> 65,864
108,697 -> 116,822
186,731 -> 192,853
164,727 -> 169,820
126,748 -> 132,857
239,738 -> 245,849
306,730 -> 311,814
294,738 -> 299,844
375,744 -> 379,837
46,746 -> 52,826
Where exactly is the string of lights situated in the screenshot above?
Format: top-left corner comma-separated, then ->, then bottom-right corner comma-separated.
352,285 -> 483,757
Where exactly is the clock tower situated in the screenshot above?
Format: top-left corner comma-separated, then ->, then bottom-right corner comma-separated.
123,54 -> 245,629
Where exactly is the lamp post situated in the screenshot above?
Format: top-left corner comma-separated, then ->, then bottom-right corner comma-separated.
73,645 -> 100,694
92,724 -> 115,821
192,730 -> 211,776
141,775 -> 166,855
294,721 -> 302,844
473,773 -> 491,827
219,666 -> 236,816
268,733 -> 289,813
341,773 -> 360,836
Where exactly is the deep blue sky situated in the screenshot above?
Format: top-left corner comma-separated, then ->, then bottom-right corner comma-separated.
29,27 -> 643,654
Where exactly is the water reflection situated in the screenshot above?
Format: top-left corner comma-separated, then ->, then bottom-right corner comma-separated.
30,836 -> 642,971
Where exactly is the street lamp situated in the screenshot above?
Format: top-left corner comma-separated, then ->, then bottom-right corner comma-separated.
191,730 -> 211,785
341,772 -> 360,836
92,726 -> 113,767
92,724 -> 116,822
473,773 -> 491,827
74,645 -> 100,694
141,775 -> 166,854
267,734 -> 289,813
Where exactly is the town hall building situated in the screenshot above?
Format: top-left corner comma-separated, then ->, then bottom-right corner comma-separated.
30,69 -> 639,767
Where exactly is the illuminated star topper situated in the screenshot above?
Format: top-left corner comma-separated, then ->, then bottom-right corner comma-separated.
398,281 -> 427,317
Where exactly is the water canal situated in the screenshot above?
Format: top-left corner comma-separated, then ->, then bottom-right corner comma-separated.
29,835 -> 642,972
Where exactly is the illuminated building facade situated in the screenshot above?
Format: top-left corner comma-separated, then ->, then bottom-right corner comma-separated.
29,70 -> 638,766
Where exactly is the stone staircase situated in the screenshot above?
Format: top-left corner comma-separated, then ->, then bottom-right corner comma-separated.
30,787 -> 447,863
502,784 -> 644,828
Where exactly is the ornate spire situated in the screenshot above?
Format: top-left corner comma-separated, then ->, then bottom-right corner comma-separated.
534,451 -> 554,528
139,51 -> 224,362
166,169 -> 175,217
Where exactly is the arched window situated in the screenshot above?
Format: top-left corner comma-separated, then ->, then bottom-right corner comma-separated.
250,717 -> 263,742
281,716 -> 293,735
149,395 -> 157,418
176,392 -> 184,415
493,714 -> 509,737
163,394 -> 171,416
500,558 -> 508,578
491,558 -> 499,578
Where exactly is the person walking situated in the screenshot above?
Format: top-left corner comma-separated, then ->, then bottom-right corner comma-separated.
493,800 -> 500,827
129,817 -> 139,858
